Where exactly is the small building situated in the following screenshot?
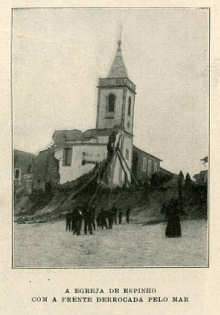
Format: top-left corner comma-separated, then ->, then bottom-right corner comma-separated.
193,170 -> 208,185
14,149 -> 35,194
132,146 -> 162,182
193,156 -> 208,185
159,167 -> 176,177
14,150 -> 35,183
32,147 -> 60,192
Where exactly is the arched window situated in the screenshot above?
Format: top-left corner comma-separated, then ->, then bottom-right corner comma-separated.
128,96 -> 131,116
108,94 -> 116,113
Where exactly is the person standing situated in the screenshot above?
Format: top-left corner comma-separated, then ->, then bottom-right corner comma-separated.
165,199 -> 181,238
111,204 -> 118,225
71,209 -> 77,234
107,209 -> 114,229
65,212 -> 72,231
83,206 -> 93,235
126,207 -> 131,224
99,208 -> 108,230
90,204 -> 96,231
75,208 -> 83,236
178,171 -> 184,212
71,208 -> 82,235
118,210 -> 123,224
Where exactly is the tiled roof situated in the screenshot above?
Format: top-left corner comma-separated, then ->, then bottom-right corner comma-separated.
160,167 -> 176,176
133,145 -> 162,161
52,130 -> 82,143
53,128 -> 116,144
14,149 -> 36,159
84,128 -> 115,138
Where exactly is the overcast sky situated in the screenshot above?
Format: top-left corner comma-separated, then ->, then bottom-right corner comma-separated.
12,8 -> 209,175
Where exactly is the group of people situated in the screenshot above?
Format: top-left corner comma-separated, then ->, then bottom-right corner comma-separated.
65,204 -> 131,236
65,197 -> 183,238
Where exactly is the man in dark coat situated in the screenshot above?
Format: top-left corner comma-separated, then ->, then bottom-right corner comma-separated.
90,204 -> 96,231
118,210 -> 123,224
65,212 -> 72,231
107,209 -> 114,229
83,206 -> 93,235
126,207 -> 131,224
72,208 -> 83,235
111,204 -> 118,225
97,208 -> 108,230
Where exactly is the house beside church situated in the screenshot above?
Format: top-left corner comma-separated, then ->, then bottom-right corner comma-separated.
132,146 -> 162,182
14,149 -> 35,194
33,38 -> 163,190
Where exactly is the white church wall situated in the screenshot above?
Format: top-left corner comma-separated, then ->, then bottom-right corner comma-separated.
112,155 -> 123,187
55,144 -> 107,184
97,88 -> 124,129
97,136 -> 109,144
120,134 -> 133,184
122,134 -> 133,169
123,90 -> 135,134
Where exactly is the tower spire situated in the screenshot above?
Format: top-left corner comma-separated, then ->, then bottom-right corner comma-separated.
108,25 -> 128,78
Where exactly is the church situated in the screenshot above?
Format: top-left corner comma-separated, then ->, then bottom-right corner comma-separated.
33,38 -> 162,190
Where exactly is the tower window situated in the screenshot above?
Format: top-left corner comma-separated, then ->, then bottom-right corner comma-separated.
63,148 -> 72,166
128,96 -> 131,116
108,94 -> 116,113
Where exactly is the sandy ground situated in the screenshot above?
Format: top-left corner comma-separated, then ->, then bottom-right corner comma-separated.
13,219 -> 208,268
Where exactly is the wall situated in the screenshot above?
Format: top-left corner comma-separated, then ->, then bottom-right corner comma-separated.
123,89 -> 135,135
55,144 -> 107,184
106,143 -> 132,188
14,150 -> 35,195
97,88 -> 124,129
132,147 -> 160,182
112,154 -> 123,187
55,138 -> 133,187
14,150 -> 35,183
193,170 -> 208,184
32,148 -> 60,191
120,133 -> 133,184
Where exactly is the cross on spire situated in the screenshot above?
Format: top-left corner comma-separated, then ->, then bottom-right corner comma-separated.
117,23 -> 123,51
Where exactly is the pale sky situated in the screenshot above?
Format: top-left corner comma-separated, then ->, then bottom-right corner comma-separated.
12,8 -> 209,176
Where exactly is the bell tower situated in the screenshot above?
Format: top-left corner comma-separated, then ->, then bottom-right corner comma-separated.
96,39 -> 136,135
96,37 -> 136,185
